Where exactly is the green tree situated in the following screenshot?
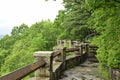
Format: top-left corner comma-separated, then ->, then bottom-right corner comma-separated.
85,0 -> 120,68
0,20 -> 57,77
55,0 -> 94,40
11,24 -> 29,39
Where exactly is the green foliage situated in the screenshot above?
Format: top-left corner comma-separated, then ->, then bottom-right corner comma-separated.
55,0 -> 94,40
98,65 -> 110,80
1,0 -> 120,79
0,20 -> 57,76
11,24 -> 29,39
86,0 -> 120,68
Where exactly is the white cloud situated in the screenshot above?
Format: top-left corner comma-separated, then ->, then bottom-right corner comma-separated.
0,0 -> 64,35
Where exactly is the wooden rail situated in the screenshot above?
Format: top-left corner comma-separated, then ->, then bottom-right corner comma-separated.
53,51 -> 61,58
66,48 -> 79,52
50,43 -> 89,80
0,40 -> 90,80
0,59 -> 46,80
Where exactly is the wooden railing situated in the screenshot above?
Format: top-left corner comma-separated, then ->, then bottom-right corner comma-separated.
49,43 -> 89,80
0,59 -> 46,80
0,40 -> 89,80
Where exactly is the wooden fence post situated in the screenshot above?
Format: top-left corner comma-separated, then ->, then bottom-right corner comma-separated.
80,44 -> 83,62
50,53 -> 54,80
59,47 -> 66,62
61,47 -> 67,71
53,46 -> 66,62
80,44 -> 83,55
85,43 -> 89,57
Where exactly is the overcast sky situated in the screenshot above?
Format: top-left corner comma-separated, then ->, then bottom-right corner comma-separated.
0,0 -> 64,35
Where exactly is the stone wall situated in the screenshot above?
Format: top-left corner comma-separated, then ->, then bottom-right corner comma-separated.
34,51 -> 53,79
109,68 -> 120,80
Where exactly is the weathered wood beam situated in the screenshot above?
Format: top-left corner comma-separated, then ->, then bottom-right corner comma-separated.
0,59 -> 46,80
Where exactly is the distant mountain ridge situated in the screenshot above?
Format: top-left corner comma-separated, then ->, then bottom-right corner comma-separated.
0,34 -> 4,39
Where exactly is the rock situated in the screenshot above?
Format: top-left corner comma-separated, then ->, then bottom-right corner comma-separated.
59,60 -> 104,80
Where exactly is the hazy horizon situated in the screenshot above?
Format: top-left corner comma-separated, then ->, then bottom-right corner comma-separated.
0,0 -> 64,35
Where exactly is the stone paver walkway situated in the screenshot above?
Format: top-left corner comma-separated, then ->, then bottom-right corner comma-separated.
59,60 -> 104,80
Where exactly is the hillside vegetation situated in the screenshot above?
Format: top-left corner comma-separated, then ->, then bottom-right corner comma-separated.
0,21 -> 57,75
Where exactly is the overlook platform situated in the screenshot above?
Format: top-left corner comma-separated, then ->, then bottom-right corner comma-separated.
0,40 -> 119,80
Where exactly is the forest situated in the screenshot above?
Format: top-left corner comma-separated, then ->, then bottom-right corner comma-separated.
0,0 -> 120,79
